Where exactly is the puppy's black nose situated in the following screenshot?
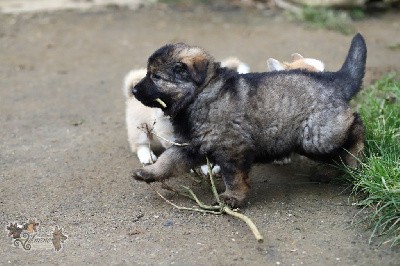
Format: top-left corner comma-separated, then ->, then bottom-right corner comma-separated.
131,86 -> 138,96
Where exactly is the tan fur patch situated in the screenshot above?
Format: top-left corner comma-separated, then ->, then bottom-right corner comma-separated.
220,171 -> 251,206
181,54 -> 209,84
283,60 -> 318,72
178,47 -> 204,59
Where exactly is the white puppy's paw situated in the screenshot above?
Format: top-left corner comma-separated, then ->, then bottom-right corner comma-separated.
272,157 -> 292,165
137,146 -> 157,165
200,164 -> 221,176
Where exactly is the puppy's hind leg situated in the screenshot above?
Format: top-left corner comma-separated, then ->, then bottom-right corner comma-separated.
311,113 -> 365,182
339,113 -> 365,169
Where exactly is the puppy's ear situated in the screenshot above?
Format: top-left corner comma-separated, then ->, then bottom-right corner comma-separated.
182,55 -> 209,84
291,53 -> 304,62
267,58 -> 284,71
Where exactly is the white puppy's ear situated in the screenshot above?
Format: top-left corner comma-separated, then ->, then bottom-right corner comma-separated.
291,53 -> 304,61
237,63 -> 250,74
220,57 -> 250,74
267,58 -> 284,71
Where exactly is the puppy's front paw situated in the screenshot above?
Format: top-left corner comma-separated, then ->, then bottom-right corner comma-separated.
131,168 -> 158,183
219,191 -> 246,208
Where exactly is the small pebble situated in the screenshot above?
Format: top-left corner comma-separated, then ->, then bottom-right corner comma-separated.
164,220 -> 173,227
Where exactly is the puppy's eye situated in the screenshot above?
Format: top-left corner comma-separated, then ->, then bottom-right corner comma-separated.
173,63 -> 187,74
151,73 -> 162,80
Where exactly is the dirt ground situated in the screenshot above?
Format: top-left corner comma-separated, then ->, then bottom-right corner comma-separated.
1,2 -> 400,265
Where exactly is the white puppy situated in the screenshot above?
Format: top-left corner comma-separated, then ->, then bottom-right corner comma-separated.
123,68 -> 174,165
123,58 -> 250,168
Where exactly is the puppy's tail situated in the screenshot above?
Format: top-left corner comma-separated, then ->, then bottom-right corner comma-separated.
122,68 -> 147,98
335,33 -> 367,101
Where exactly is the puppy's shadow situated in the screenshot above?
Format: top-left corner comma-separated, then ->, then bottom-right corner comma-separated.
153,156 -> 343,208
247,157 -> 345,207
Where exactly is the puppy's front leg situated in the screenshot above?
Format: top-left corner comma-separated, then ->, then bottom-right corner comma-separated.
132,146 -> 197,183
219,167 -> 251,208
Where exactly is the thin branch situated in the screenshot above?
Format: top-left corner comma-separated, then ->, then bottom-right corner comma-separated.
138,121 -> 189,148
222,206 -> 264,243
180,185 -> 221,211
207,157 -> 221,205
141,136 -> 264,242
205,159 -> 264,242
161,181 -> 179,193
148,184 -> 222,215
151,131 -> 189,147
138,122 -> 156,165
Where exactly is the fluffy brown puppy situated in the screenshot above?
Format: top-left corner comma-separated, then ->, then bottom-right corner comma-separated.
123,58 -> 250,166
131,34 -> 367,207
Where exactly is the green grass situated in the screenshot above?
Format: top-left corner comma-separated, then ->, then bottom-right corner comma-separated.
388,43 -> 400,50
346,73 -> 400,246
159,0 -> 211,4
290,6 -> 356,35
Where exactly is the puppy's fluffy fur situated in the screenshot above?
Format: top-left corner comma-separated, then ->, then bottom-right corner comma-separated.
267,53 -> 325,165
123,58 -> 250,165
131,34 -> 366,207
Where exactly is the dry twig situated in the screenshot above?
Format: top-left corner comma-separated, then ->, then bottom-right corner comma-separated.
141,122 -> 156,164
151,131 -> 189,147
147,157 -> 264,243
148,184 -> 222,215
140,122 -> 264,242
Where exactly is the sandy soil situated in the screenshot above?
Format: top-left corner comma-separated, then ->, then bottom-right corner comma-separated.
1,3 -> 399,265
